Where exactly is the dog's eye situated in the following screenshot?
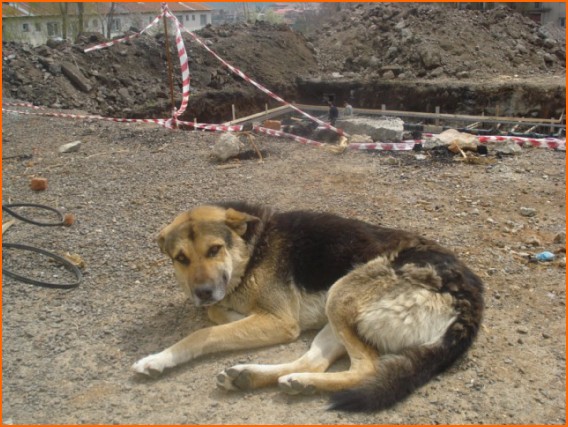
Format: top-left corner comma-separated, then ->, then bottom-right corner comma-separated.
207,245 -> 222,258
175,253 -> 190,266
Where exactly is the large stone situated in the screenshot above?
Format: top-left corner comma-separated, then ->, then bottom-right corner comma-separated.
424,128 -> 478,150
338,116 -> 404,142
211,133 -> 243,162
61,62 -> 92,92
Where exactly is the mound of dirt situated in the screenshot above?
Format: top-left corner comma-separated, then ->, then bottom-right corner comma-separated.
2,20 -> 319,121
309,3 -> 566,80
2,3 -> 565,121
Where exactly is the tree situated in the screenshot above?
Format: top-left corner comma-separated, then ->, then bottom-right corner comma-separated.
59,2 -> 68,39
77,2 -> 85,34
106,2 -> 116,38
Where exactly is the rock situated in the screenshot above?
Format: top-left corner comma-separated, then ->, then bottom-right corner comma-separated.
211,133 -> 243,162
494,142 -> 523,155
61,62 -> 92,92
419,48 -> 442,69
424,129 -> 478,150
59,140 -> 82,153
520,207 -> 537,217
525,236 -> 541,247
338,116 -> 404,142
553,232 -> 566,244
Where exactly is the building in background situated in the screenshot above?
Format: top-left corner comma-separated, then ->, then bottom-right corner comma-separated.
2,2 -> 212,46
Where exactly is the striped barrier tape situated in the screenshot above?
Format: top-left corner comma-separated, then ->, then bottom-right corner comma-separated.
84,10 -> 166,53
2,102 -> 47,110
476,135 -> 565,150
163,7 -> 190,120
1,106 -> 168,126
85,3 -> 348,138
4,103 -> 564,152
176,22 -> 349,138
348,142 -> 418,151
253,125 -> 325,147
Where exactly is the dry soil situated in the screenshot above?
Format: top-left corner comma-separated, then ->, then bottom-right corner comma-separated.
1,107 -> 566,424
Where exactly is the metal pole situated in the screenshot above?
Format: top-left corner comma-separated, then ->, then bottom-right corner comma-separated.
163,15 -> 177,126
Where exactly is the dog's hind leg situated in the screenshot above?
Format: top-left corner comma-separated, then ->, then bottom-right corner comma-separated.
277,323 -> 377,395
217,323 -> 346,391
278,259 -> 392,395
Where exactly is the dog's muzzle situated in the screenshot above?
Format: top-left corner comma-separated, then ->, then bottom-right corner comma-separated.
193,284 -> 223,306
192,272 -> 229,306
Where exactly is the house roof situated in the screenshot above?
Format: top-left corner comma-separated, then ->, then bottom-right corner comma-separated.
2,2 -> 211,18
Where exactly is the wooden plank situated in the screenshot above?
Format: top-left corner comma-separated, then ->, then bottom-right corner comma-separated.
224,105 -> 292,125
294,104 -> 565,126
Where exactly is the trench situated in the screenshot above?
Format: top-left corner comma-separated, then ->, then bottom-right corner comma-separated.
175,78 -> 566,127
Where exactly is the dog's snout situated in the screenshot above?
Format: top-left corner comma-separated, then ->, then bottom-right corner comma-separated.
195,285 -> 214,301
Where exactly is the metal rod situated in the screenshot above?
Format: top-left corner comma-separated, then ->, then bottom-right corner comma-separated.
163,15 -> 177,125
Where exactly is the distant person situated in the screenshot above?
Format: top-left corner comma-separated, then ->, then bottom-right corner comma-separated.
344,102 -> 353,116
328,101 -> 339,126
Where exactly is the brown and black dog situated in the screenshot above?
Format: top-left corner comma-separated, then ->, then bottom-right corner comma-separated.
132,201 -> 484,412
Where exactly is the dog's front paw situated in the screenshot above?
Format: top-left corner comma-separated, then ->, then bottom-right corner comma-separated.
132,351 -> 174,376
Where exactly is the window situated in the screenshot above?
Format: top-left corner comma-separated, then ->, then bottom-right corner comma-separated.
192,14 -> 196,21
111,18 -> 121,31
22,23 -> 30,32
47,22 -> 59,36
200,14 -> 206,25
186,15 -> 189,21
176,15 -> 183,23
92,19 -> 99,28
35,22 -> 41,32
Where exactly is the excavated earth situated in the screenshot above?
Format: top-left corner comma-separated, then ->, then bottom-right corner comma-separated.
1,2 -> 566,425
2,3 -> 566,121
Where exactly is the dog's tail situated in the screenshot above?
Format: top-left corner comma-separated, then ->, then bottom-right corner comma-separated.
328,309 -> 481,412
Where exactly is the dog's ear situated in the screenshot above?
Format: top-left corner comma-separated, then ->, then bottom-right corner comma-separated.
225,208 -> 260,236
157,227 -> 168,254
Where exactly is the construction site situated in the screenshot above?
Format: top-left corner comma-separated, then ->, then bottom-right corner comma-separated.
2,2 -> 566,425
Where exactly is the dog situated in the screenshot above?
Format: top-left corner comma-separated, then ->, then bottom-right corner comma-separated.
132,201 -> 484,412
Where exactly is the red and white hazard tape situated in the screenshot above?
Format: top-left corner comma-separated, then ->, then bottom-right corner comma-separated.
348,142 -> 417,151
163,7 -> 190,120
84,10 -> 166,53
175,119 -> 244,132
253,125 -> 325,146
177,23 -> 348,138
82,3 -> 346,137
2,101 -> 47,110
476,135 -> 565,150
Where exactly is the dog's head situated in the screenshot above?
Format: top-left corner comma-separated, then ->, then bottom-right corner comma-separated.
158,205 -> 259,306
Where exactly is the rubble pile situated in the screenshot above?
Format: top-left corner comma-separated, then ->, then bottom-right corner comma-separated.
2,20 -> 319,120
2,3 -> 565,121
310,3 -> 566,79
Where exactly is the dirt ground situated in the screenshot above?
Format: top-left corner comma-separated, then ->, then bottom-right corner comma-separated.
1,106 -> 565,424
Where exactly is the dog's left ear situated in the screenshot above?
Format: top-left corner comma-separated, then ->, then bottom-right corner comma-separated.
225,208 -> 260,236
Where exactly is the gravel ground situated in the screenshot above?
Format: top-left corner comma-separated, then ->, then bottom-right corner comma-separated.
1,109 -> 566,424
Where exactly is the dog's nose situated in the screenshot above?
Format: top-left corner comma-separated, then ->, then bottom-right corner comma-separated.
195,285 -> 213,301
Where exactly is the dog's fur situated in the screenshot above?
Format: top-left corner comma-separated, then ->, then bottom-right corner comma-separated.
132,202 -> 484,412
